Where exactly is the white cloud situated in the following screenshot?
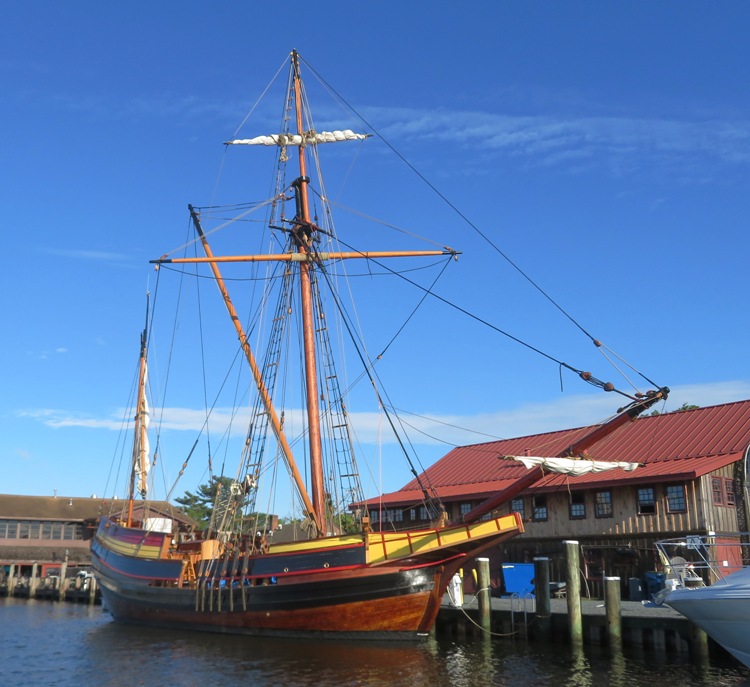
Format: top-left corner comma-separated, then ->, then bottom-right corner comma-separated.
370,106 -> 750,176
21,380 -> 750,449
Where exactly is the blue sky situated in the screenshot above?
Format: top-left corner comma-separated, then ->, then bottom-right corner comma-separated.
2,2 -> 749,507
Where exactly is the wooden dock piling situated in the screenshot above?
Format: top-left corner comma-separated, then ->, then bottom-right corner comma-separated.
564,540 -> 583,646
476,557 -> 491,633
534,557 -> 551,640
604,576 -> 622,649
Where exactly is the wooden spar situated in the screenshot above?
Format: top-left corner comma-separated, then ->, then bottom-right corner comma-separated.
186,205 -> 322,535
127,295 -> 150,527
460,386 -> 669,524
291,50 -> 326,536
153,249 -> 458,265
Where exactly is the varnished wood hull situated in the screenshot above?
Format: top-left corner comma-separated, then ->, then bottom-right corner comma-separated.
95,564 -> 445,639
91,514 -> 522,640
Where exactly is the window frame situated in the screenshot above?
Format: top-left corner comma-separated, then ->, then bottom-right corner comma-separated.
510,497 -> 525,520
637,487 -> 656,515
594,490 -> 613,519
711,477 -> 725,506
569,492 -> 586,520
725,478 -> 736,507
665,484 -> 687,514
532,495 -> 548,522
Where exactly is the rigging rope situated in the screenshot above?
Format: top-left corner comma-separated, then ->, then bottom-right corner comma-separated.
300,54 -> 664,396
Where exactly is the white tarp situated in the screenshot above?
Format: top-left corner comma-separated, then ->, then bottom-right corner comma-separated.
226,130 -> 369,146
509,455 -> 640,476
144,517 -> 173,534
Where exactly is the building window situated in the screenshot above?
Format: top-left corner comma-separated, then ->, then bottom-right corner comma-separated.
370,510 -> 379,523
393,509 -> 403,522
0,520 -> 19,538
510,497 -> 525,520
532,495 -> 548,522
409,509 -> 416,521
459,503 -> 473,519
712,477 -> 725,506
595,490 -> 613,518
666,484 -> 687,513
569,493 -> 586,520
637,488 -> 656,515
725,479 -> 736,507
418,506 -> 428,521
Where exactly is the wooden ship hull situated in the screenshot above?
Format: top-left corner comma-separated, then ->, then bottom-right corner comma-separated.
91,513 -> 522,639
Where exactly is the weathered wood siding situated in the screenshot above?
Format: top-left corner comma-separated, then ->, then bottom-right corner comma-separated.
492,467 -> 741,542
700,464 -> 742,532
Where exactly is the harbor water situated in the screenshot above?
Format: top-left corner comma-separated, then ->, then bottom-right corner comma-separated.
2,598 -> 749,687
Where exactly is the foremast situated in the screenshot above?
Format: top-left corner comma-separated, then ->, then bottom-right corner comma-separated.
127,294 -> 151,527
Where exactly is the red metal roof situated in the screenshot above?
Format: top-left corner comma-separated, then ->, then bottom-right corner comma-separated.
369,399 -> 750,506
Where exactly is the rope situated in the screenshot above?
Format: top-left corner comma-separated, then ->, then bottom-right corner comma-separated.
450,586 -> 531,638
300,53 -> 666,396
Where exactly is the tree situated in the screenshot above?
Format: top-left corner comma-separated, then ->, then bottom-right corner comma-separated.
175,476 -> 233,528
649,402 -> 700,416
176,476 -> 273,534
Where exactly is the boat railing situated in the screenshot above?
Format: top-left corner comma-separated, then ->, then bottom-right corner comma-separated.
655,532 -> 750,588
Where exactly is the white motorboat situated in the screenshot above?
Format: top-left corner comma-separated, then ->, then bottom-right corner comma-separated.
657,534 -> 750,668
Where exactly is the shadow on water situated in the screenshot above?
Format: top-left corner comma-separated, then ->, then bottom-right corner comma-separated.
3,600 -> 750,687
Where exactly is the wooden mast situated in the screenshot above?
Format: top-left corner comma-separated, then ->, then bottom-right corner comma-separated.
186,206 -> 322,535
127,294 -> 150,527
150,51 -> 456,537
290,49 -> 327,536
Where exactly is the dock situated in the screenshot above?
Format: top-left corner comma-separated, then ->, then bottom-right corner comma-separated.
436,593 -> 710,658
0,561 -> 100,604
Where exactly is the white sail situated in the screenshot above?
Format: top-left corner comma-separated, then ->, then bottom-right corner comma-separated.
134,368 -> 150,497
509,455 -> 640,476
226,130 -> 369,146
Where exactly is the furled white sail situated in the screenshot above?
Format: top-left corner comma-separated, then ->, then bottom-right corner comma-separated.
134,368 -> 150,497
226,130 -> 369,146
509,455 -> 640,476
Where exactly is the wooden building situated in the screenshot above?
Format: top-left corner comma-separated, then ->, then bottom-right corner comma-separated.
362,400 -> 750,595
0,494 -> 195,581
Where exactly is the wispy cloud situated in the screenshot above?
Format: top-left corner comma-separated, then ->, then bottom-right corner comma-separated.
367,105 -> 750,179
43,248 -> 132,262
21,380 -> 750,449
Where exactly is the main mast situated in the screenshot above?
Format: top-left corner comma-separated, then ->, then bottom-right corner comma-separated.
289,50 -> 328,536
158,50 -> 459,539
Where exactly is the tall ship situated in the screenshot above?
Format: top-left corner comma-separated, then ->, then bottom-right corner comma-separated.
91,50 -> 666,639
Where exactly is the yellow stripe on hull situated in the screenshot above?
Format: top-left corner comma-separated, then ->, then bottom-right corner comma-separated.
366,514 -> 522,565
96,533 -> 164,560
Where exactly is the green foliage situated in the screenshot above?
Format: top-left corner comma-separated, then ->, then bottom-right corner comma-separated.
174,476 -> 234,528
649,402 -> 700,417
175,476 -> 274,533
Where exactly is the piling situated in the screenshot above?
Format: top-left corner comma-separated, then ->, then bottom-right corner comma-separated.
689,623 -> 710,663
476,557 -> 491,633
58,555 -> 69,601
29,563 -> 40,597
604,576 -> 622,649
564,540 -> 583,646
534,557 -> 551,640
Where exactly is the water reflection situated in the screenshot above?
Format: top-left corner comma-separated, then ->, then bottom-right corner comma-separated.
3,600 -> 750,687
